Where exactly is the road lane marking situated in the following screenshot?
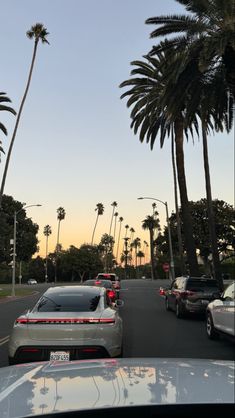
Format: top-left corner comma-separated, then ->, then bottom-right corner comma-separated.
0,336 -> 9,346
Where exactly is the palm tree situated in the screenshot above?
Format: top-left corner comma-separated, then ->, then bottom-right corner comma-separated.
137,250 -> 145,266
0,24 -> 49,208
55,206 -> 66,282
0,93 -> 16,164
132,237 -> 141,268
113,212 -> 119,242
43,225 -> 52,282
116,216 -> 124,262
124,224 -> 129,238
109,201 -> 117,236
146,0 -> 235,99
120,50 -> 200,276
91,203 -> 104,245
150,44 -> 232,288
142,216 -> 160,280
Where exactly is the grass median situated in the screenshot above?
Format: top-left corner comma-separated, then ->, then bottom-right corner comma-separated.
0,285 -> 37,299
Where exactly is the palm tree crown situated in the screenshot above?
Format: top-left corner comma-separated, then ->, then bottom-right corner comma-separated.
146,0 -> 235,98
0,93 -> 16,163
26,23 -> 50,44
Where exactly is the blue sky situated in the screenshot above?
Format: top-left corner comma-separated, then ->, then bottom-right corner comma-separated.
1,0 -> 234,257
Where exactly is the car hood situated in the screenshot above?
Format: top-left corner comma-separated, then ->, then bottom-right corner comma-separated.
0,358 -> 234,417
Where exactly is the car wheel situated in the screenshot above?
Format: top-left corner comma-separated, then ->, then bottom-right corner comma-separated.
206,312 -> 219,340
165,297 -> 171,311
176,302 -> 184,318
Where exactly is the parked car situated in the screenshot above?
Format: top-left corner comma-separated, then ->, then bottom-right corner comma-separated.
8,285 -> 123,364
96,273 -> 121,295
27,279 -> 37,285
165,276 -> 220,318
83,279 -> 118,302
206,281 -> 235,341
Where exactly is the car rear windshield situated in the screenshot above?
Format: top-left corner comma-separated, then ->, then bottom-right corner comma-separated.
98,274 -> 116,281
84,280 -> 112,289
186,279 -> 219,291
36,292 -> 100,312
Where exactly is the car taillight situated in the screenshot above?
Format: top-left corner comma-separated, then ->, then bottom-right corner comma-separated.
181,290 -> 195,297
95,280 -> 102,285
15,317 -> 28,324
107,290 -> 116,299
16,317 -> 115,324
159,288 -> 165,296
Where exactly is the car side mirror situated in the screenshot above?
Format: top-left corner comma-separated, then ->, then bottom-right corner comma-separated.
112,299 -> 124,308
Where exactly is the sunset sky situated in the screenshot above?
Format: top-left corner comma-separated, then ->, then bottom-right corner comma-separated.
1,0 -> 234,259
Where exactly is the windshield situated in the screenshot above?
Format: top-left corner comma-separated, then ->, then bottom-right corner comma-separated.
0,0 -> 234,414
36,292 -> 101,312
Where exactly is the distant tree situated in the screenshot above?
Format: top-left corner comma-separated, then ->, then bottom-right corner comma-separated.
0,195 -> 39,264
91,203 -> 104,245
156,199 -> 235,272
116,216 -> 124,263
28,256 -> 44,281
99,233 -> 115,272
0,24 -> 49,208
55,206 -> 66,281
43,225 -> 52,282
109,201 -> 118,236
142,215 -> 160,280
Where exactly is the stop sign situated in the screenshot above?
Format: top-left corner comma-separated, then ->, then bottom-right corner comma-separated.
162,263 -> 170,272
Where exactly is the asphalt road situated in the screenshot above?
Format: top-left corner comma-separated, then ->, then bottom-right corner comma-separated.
0,279 -> 234,367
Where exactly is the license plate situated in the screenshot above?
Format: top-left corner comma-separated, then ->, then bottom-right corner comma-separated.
201,300 -> 209,305
50,351 -> 70,361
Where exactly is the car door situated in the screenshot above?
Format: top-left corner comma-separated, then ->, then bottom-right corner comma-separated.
167,279 -> 179,310
213,283 -> 235,336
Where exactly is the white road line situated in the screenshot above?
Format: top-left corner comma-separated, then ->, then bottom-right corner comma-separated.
0,336 -> 9,346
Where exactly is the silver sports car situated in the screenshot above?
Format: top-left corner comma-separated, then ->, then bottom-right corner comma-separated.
8,285 -> 123,364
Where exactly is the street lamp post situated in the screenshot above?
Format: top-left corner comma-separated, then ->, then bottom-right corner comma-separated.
12,204 -> 42,296
138,197 -> 175,281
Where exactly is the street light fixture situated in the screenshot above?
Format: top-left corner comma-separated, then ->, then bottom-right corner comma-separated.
12,204 -> 42,296
138,197 -> 175,281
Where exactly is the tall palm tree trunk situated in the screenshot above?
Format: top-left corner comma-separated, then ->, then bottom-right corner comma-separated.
116,222 -> 122,262
174,117 -> 199,276
149,229 -> 156,280
201,121 -> 223,291
45,235 -> 49,282
54,219 -> 61,282
171,130 -> 186,275
91,213 -> 99,245
0,39 -> 39,208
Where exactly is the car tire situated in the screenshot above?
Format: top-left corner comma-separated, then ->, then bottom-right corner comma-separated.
165,297 -> 171,311
176,302 -> 185,319
206,312 -> 219,340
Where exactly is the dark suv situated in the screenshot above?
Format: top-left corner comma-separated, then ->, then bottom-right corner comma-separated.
165,276 -> 220,318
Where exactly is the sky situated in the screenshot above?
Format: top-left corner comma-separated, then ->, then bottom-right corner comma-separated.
0,0 -> 234,259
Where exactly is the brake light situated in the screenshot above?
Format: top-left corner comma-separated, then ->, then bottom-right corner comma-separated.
95,280 -> 102,285
181,290 -> 195,297
107,290 -> 116,299
21,348 -> 40,352
81,348 -> 99,353
16,317 -> 115,324
159,288 -> 165,296
15,317 -> 28,324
